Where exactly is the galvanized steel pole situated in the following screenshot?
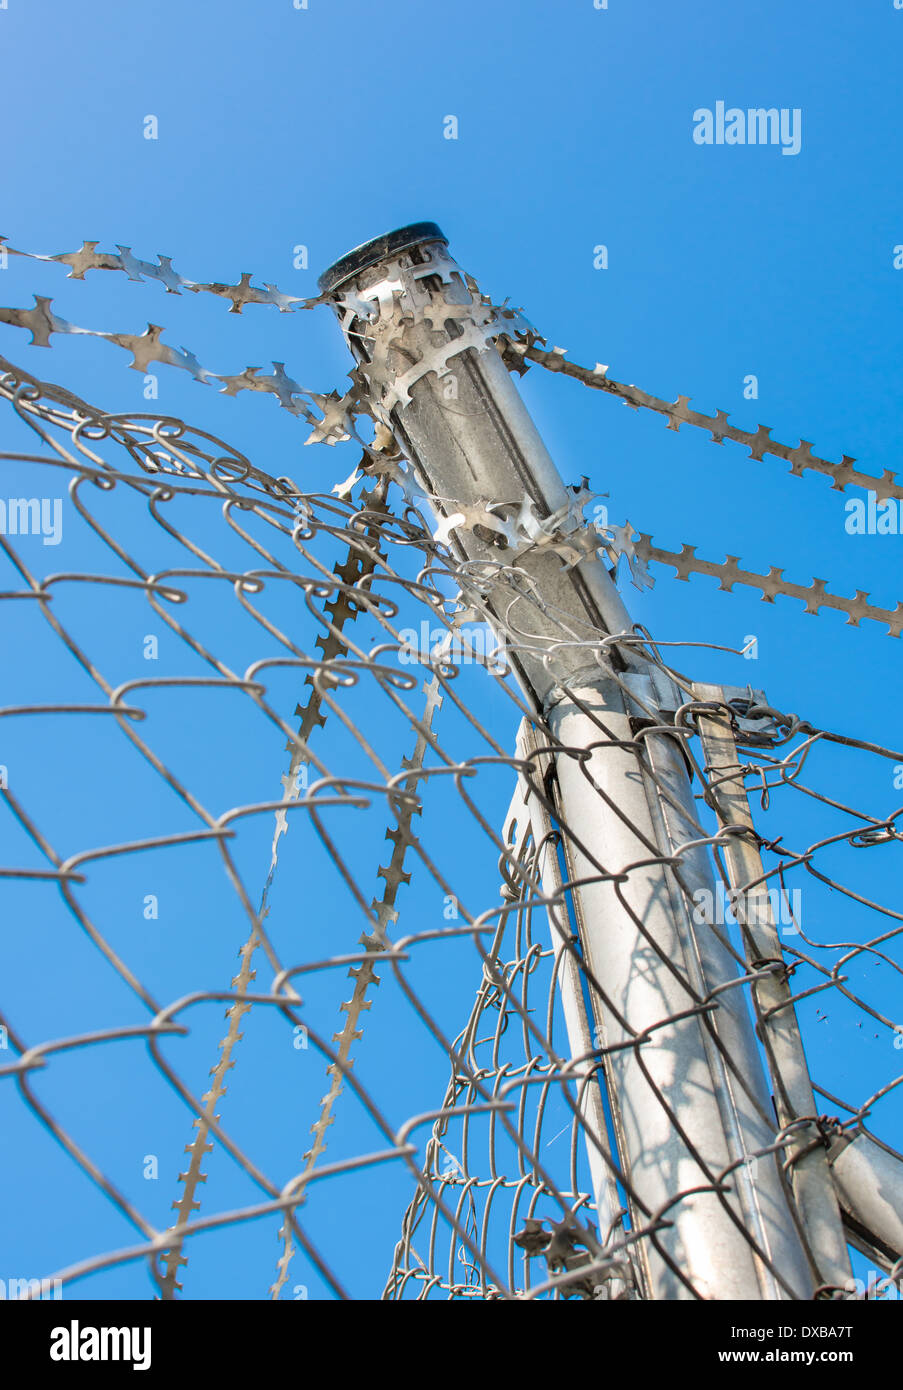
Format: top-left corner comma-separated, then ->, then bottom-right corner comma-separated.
694,686 -> 852,1291
318,223 -> 818,1299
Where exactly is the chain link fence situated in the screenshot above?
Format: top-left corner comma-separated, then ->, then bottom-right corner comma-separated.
0,242 -> 900,1301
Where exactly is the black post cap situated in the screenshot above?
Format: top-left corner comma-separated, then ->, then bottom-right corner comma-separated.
317,222 -> 447,294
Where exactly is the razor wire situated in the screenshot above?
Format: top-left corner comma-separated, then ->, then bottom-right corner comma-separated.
2,238 -> 897,638
0,253 -> 900,1301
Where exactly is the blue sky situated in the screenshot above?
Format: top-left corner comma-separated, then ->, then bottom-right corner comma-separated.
0,0 -> 900,1299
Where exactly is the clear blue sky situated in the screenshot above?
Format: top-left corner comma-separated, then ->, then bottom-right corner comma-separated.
0,0 -> 900,1299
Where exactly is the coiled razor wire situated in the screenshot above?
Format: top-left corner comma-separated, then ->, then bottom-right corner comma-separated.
0,247 -> 900,1301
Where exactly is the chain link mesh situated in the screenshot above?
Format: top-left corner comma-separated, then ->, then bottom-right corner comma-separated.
0,251 -> 900,1301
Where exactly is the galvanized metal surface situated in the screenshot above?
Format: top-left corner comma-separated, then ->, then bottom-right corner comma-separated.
828,1129 -> 903,1270
694,686 -> 852,1290
315,227 -> 830,1298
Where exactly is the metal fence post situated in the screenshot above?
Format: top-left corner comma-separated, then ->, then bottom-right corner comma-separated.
693,683 -> 853,1290
317,223 -> 820,1298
